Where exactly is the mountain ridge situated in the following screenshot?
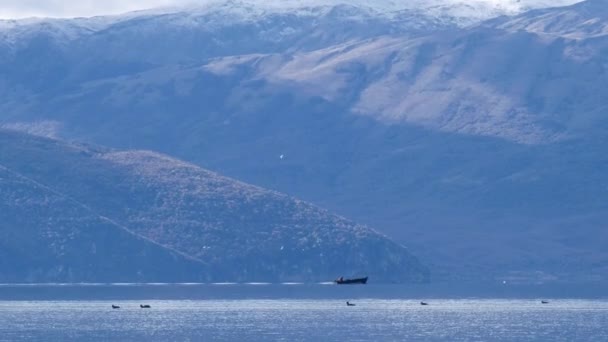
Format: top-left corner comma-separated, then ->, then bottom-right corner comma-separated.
0,129 -> 429,283
0,0 -> 584,23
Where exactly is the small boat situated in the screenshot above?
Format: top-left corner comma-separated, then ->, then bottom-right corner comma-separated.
140,304 -> 151,308
346,301 -> 356,306
335,276 -> 368,285
112,305 -> 120,309
541,300 -> 549,304
420,302 -> 429,306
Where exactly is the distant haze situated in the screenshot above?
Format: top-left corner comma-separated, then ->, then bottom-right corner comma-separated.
0,0 -> 583,19
0,0 -> 196,19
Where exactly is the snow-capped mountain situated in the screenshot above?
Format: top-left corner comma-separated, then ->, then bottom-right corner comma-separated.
153,0 -> 582,22
0,4 -> 435,68
489,0 -> 608,38
0,0 -> 584,69
188,0 -> 606,144
0,0 -> 583,37
81,0 -> 590,22
0,0 -> 606,284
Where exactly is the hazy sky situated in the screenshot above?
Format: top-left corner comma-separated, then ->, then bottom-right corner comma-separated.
0,0 -> 196,19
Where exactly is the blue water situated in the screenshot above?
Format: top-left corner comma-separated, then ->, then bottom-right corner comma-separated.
1,285 -> 607,341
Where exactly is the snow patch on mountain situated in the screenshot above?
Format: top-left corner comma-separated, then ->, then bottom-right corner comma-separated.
0,121 -> 63,138
140,0 -> 584,16
0,0 -> 584,30
492,0 -> 608,38
126,0 -> 586,28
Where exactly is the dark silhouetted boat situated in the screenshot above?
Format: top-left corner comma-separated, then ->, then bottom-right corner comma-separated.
140,304 -> 151,308
346,301 -> 356,306
112,305 -> 120,309
420,302 -> 429,306
335,276 -> 368,285
541,300 -> 549,304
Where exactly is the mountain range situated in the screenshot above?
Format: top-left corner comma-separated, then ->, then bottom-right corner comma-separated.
0,0 -> 606,284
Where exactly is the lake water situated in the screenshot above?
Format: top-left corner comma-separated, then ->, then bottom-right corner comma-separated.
1,284 -> 607,341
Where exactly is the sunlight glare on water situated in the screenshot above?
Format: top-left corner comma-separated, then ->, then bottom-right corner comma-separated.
1,299 -> 607,341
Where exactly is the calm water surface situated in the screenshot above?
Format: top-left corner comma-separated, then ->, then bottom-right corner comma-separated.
1,298 -> 607,341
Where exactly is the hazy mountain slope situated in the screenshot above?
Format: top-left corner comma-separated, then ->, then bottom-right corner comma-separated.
0,0 -> 606,283
193,0 -> 608,144
0,3 -> 448,108
0,129 -> 428,283
0,145 -> 209,283
0,1 -> 599,141
0,0 -> 582,71
40,77 -> 607,282
4,62 -> 606,283
0,3 -> 444,69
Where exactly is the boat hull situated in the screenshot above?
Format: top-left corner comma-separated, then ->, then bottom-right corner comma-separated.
335,277 -> 368,285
